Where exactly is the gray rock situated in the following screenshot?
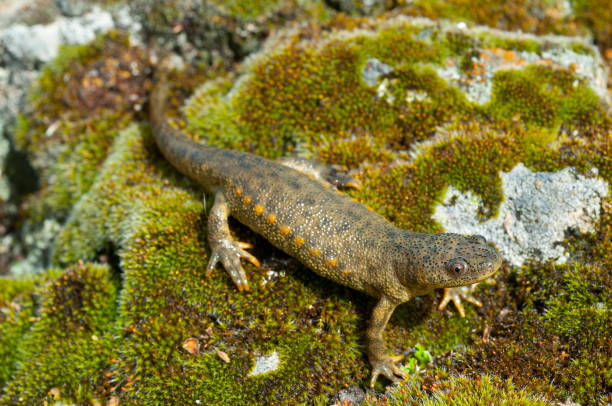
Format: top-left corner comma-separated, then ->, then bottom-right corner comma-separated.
8,218 -> 61,277
0,6 -> 114,67
0,136 -> 9,202
361,58 -> 392,87
0,66 -> 32,272
112,5 -> 143,46
331,385 -> 366,405
433,163 -> 608,267
0,0 -> 36,28
0,65 -> 38,197
248,352 -> 280,376
55,0 -> 92,17
0,24 -> 62,65
59,7 -> 114,45
327,0 -> 392,15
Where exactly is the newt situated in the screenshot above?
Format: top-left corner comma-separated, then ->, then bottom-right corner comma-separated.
149,66 -> 502,387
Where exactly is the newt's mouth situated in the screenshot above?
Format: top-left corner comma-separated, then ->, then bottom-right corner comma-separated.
482,247 -> 503,277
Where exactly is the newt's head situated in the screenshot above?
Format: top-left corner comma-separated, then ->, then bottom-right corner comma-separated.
398,233 -> 502,290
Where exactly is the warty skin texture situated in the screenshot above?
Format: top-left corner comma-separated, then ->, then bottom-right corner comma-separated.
149,70 -> 502,387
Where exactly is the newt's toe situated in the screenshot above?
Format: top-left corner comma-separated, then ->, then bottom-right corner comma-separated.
369,354 -> 407,388
438,285 -> 483,317
206,239 -> 260,291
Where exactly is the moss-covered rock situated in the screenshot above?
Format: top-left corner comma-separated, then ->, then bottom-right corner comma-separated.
0,262 -> 118,405
0,275 -> 45,386
1,10 -> 612,406
15,31 -> 152,222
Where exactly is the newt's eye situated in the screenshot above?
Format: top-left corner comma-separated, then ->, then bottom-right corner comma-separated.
447,258 -> 467,276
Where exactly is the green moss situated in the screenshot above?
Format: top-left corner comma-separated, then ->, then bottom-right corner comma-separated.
189,40 -> 396,157
360,26 -> 448,66
0,263 -> 118,405
0,273 -> 63,387
26,32 -> 131,133
387,293 -> 476,358
360,124 -> 545,231
207,0 -> 295,19
0,277 -> 38,386
400,0 -> 582,43
487,65 -> 610,128
26,111 -> 133,222
52,124 -> 170,265
363,372 -> 551,405
444,31 -> 478,55
569,41 -> 596,56
181,74 -> 245,150
517,262 -> 612,404
479,33 -> 543,54
318,134 -> 395,169
542,264 -> 609,339
449,259 -> 611,405
574,0 -> 612,50
588,135 -> 612,184
387,64 -> 474,145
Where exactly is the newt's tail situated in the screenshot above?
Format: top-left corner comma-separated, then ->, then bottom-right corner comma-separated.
149,59 -> 172,139
149,59 -> 220,186
149,59 -> 196,154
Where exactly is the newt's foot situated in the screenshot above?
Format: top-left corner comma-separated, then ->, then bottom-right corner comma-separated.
369,354 -> 407,388
206,239 -> 260,292
328,169 -> 362,190
438,285 -> 482,317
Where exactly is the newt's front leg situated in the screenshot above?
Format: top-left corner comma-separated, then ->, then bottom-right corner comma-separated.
206,190 -> 260,291
438,285 -> 483,317
366,295 -> 408,387
276,157 -> 361,190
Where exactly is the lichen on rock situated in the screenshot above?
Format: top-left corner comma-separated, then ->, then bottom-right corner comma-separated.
434,163 -> 609,266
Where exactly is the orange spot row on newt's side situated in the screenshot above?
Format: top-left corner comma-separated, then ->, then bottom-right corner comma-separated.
325,257 -> 338,267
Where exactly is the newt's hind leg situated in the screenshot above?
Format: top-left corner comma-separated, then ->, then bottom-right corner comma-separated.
276,157 -> 361,190
206,190 -> 260,291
